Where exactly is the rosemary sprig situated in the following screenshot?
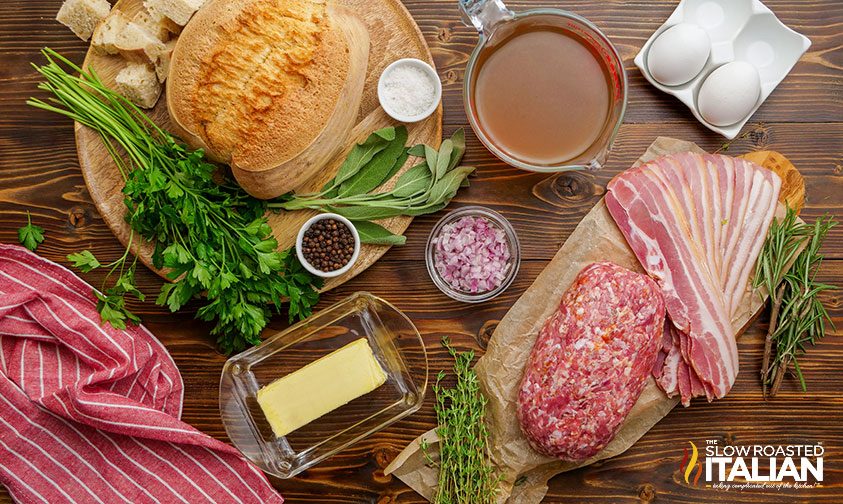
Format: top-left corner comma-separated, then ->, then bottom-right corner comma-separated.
752,207 -> 811,396
423,337 -> 498,504
754,208 -> 836,397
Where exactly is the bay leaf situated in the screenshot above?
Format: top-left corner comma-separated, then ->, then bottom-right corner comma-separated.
448,128 -> 466,170
436,139 -> 453,180
392,163 -> 432,198
354,220 -> 407,246
339,126 -> 408,197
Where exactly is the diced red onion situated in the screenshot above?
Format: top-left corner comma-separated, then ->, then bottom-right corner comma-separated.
432,215 -> 512,294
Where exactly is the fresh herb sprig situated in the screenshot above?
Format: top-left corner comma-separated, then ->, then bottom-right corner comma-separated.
754,208 -> 836,396
421,337 -> 498,504
18,211 -> 45,252
28,48 -> 321,353
271,128 -> 473,235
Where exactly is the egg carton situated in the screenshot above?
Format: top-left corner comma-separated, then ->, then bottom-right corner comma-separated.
634,0 -> 811,139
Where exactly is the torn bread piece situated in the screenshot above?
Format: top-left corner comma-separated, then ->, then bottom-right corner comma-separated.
91,11 -> 130,54
115,62 -> 162,109
144,0 -> 206,26
56,0 -> 111,41
92,11 -> 167,65
132,7 -> 182,40
154,40 -> 178,83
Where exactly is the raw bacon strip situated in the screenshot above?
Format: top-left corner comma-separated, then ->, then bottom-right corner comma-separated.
723,162 -> 781,316
608,173 -> 735,397
606,153 -> 781,404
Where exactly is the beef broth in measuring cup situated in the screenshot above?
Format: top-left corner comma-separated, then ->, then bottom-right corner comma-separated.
460,1 -> 627,172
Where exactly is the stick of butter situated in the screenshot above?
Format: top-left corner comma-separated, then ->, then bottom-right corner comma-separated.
257,338 -> 388,437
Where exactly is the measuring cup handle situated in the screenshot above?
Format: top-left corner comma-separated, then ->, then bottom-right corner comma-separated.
458,0 -> 514,34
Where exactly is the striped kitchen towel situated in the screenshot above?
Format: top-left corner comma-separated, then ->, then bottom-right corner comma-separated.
0,244 -> 283,504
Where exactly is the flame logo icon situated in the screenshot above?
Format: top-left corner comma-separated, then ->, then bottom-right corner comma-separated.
679,441 -> 703,486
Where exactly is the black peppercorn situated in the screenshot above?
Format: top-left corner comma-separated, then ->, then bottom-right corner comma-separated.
301,218 -> 356,272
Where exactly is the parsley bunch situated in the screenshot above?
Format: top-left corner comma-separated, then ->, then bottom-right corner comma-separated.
28,48 -> 321,354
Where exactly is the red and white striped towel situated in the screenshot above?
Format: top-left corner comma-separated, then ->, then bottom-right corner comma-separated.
0,244 -> 283,504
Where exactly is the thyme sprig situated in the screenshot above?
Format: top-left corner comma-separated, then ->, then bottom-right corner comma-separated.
422,337 -> 498,504
754,207 -> 836,397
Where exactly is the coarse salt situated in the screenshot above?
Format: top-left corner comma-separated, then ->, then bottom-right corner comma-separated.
380,63 -> 437,118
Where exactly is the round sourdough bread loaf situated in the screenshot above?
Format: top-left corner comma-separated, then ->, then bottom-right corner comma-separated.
166,0 -> 369,199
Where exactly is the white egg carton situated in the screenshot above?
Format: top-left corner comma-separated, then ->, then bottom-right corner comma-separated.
634,0 -> 811,139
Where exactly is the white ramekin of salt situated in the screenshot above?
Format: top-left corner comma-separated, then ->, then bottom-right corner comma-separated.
377,58 -> 442,123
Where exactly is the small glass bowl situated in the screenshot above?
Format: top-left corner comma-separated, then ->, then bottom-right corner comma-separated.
377,58 -> 442,123
219,292 -> 427,478
295,213 -> 360,279
425,206 -> 521,303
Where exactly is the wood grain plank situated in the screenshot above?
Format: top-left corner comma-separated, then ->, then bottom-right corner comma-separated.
80,262 -> 843,503
2,1 -> 841,124
2,119 -> 841,289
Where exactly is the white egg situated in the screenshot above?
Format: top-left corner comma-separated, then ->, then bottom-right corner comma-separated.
647,23 -> 711,86
697,61 -> 761,127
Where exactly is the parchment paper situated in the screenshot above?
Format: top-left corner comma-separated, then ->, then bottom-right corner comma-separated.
385,138 -> 779,503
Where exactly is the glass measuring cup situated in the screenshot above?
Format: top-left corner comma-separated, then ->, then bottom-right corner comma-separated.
459,0 -> 627,172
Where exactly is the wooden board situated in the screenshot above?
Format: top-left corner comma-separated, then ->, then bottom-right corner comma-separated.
74,0 -> 443,291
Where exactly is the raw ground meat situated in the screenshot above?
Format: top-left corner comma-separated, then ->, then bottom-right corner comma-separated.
516,261 -> 665,461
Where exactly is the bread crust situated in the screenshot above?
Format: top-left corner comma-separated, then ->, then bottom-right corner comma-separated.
167,0 -> 370,199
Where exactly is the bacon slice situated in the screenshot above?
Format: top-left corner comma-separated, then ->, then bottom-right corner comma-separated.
606,153 -> 781,405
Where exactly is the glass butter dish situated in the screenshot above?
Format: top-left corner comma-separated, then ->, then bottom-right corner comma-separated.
219,292 -> 427,478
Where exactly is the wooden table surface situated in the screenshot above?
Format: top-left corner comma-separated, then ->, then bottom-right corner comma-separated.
1,0 -> 841,502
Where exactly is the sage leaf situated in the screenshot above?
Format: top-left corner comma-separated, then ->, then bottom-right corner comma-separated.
323,186 -> 339,199
436,139 -> 453,180
382,149 -> 410,188
424,145 -> 439,177
427,166 -> 475,206
354,220 -> 407,246
374,126 -> 396,141
331,131 -> 391,187
448,128 -> 466,170
408,144 -> 426,157
392,163 -> 432,198
404,203 -> 446,216
329,205 -> 406,221
339,126 -> 408,197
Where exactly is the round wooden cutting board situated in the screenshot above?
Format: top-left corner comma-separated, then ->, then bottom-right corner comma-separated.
75,0 -> 443,290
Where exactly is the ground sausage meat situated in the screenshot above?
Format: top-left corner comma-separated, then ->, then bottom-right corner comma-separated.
517,261 -> 665,461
